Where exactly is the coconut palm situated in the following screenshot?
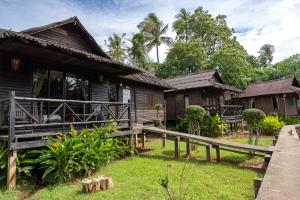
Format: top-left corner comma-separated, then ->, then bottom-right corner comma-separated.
128,32 -> 149,68
105,33 -> 127,63
138,13 -> 172,63
258,44 -> 275,68
173,8 -> 191,42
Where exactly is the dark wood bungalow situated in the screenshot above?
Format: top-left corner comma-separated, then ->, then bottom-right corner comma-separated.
236,77 -> 300,116
164,70 -> 242,121
0,16 -> 170,150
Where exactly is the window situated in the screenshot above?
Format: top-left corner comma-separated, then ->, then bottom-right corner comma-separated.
288,97 -> 295,107
272,96 -> 279,110
122,88 -> 131,103
148,92 -> 155,107
66,73 -> 89,101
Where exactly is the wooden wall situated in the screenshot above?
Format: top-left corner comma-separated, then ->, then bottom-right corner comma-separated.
241,94 -> 299,116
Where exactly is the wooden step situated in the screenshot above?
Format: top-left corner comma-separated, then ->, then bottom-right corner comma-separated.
10,140 -> 51,150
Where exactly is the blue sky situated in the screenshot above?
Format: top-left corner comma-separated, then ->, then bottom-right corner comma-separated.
0,0 -> 300,63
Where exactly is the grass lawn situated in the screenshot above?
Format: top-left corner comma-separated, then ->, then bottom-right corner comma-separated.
0,136 -> 272,200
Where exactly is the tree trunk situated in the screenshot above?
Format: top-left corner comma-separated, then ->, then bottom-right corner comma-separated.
156,43 -> 160,63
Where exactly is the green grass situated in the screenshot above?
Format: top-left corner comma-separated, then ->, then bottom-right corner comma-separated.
0,136 -> 272,200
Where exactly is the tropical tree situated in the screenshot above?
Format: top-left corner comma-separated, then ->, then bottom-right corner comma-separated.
210,41 -> 252,89
258,44 -> 275,68
273,54 -> 300,81
173,8 -> 191,42
128,32 -> 149,68
105,33 -> 127,63
157,40 -> 207,78
138,13 -> 172,63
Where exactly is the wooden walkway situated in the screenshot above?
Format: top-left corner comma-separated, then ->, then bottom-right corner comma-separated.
256,125 -> 300,200
143,126 -> 274,158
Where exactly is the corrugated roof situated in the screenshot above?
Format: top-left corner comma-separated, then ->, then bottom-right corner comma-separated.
239,77 -> 300,98
165,70 -> 241,92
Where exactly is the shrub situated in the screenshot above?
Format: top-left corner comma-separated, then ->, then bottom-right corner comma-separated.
178,115 -> 188,132
281,116 -> 300,125
242,108 -> 266,129
0,141 -> 7,181
268,112 -> 278,117
36,124 -> 128,184
186,105 -> 206,121
261,116 -> 285,136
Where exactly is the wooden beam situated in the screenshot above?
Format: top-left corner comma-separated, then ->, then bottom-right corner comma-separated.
174,136 -> 180,159
206,144 -> 212,163
214,145 -> 221,162
186,138 -> 191,156
7,150 -> 17,190
8,91 -> 15,151
142,132 -> 146,148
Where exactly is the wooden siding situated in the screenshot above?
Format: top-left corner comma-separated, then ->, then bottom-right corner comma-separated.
32,24 -> 96,54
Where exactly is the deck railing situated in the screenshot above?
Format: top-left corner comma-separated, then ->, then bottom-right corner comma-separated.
203,104 -> 243,118
0,91 -> 133,150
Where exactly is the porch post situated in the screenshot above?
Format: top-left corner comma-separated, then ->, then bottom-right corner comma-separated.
283,94 -> 287,117
7,91 -> 16,189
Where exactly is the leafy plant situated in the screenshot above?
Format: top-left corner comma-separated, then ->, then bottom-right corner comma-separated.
242,108 -> 266,145
154,103 -> 163,119
0,141 -> 7,181
261,116 -> 284,136
280,116 -> 300,125
36,124 -> 128,183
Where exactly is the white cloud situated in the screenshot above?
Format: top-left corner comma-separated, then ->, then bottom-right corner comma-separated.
0,0 -> 300,63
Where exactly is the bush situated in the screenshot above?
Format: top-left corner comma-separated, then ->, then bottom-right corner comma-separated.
178,115 -> 188,132
0,141 -> 7,181
186,105 -> 206,121
261,116 -> 285,136
35,125 -> 128,183
281,116 -> 300,125
242,108 -> 266,129
268,112 -> 278,117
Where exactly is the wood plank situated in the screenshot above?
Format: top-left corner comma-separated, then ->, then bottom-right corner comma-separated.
7,150 -> 17,189
143,126 -> 273,154
174,136 -> 180,159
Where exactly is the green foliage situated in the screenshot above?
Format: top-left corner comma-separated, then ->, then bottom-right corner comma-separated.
36,125 -> 128,183
242,109 -> 266,129
105,33 -> 127,63
0,141 -> 7,181
258,44 -> 275,68
173,8 -> 191,42
128,32 -> 149,69
159,40 -> 207,78
273,54 -> 300,81
280,116 -> 300,125
210,41 -> 252,89
186,105 -> 206,121
154,103 -> 163,110
268,112 -> 278,117
261,116 -> 284,136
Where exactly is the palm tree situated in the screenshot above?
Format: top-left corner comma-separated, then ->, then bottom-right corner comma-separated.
174,8 -> 191,42
128,32 -> 149,68
138,13 -> 172,63
105,33 -> 127,63
258,44 -> 275,68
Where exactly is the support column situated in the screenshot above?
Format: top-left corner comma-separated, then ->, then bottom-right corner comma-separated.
174,136 -> 180,159
162,133 -> 166,148
215,145 -> 221,162
142,132 -> 146,148
186,139 -> 191,156
206,144 -> 212,163
7,150 -> 17,190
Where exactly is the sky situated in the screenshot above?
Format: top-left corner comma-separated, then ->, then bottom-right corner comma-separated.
0,0 -> 300,63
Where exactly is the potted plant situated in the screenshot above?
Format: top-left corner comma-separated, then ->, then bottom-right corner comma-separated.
154,103 -> 163,127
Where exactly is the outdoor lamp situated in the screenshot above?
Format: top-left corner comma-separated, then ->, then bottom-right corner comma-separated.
11,57 -> 21,71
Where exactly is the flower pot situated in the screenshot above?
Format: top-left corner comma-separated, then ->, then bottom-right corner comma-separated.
154,119 -> 162,127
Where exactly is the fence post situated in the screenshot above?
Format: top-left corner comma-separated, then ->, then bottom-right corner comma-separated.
186,138 -> 191,156
162,133 -> 166,148
128,100 -> 133,130
206,144 -> 212,163
174,136 -> 180,159
7,91 -> 16,190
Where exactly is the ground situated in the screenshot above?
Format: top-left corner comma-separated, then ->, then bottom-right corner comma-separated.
0,135 -> 272,200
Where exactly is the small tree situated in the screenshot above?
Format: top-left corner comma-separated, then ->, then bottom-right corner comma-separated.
186,105 -> 206,135
242,109 -> 266,145
155,103 -> 163,119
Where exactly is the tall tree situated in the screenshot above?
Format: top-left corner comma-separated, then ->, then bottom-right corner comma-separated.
210,41 -> 252,89
128,32 -> 149,68
173,8 -> 191,42
187,7 -> 234,57
157,40 -> 207,78
258,44 -> 275,68
273,54 -> 300,81
105,33 -> 127,63
138,13 -> 172,63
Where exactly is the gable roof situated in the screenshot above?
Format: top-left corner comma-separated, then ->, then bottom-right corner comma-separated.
239,77 -> 300,98
165,70 -> 241,92
123,69 -> 172,89
21,16 -> 109,58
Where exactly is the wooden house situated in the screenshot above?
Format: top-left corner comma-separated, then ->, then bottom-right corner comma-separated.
236,77 -> 300,116
0,17 -> 170,150
164,70 -> 242,121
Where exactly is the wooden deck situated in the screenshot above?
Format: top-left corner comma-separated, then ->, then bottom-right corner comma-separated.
143,126 -> 273,155
256,125 -> 300,200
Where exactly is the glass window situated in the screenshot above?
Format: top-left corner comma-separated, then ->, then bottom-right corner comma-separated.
272,96 -> 279,110
122,89 -> 131,103
66,73 -> 89,101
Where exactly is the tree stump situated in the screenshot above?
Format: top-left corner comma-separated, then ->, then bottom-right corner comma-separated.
82,176 -> 113,193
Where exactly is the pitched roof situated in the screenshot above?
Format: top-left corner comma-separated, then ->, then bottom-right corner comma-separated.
239,77 -> 300,98
21,16 -> 109,58
123,69 -> 172,89
165,70 -> 241,92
